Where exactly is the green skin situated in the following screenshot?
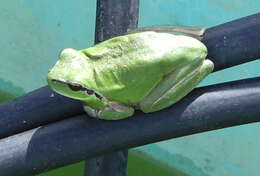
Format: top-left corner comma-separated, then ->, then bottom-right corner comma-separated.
47,30 -> 214,120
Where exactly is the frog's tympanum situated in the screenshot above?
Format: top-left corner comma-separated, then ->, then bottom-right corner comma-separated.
47,27 -> 214,120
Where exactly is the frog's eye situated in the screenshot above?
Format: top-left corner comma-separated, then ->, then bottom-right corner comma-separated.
67,83 -> 96,96
68,84 -> 83,91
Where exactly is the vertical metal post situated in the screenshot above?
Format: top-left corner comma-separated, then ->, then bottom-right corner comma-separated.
94,0 -> 139,43
84,0 -> 139,176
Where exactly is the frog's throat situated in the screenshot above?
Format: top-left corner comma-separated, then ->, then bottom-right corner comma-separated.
51,79 -> 104,100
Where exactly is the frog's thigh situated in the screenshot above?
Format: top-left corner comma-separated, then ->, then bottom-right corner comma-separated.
83,102 -> 134,120
139,59 -> 214,113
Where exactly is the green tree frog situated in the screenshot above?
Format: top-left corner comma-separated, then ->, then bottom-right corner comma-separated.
47,27 -> 214,120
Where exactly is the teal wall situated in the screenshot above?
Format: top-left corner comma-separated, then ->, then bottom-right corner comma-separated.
0,0 -> 96,95
1,1 -> 260,176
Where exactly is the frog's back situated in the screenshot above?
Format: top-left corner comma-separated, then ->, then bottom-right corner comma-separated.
81,32 -> 207,104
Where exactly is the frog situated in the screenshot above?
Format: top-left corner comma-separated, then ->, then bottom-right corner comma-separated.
47,26 -> 214,120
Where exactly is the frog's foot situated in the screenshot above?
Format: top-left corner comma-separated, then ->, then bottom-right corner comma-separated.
83,102 -> 134,120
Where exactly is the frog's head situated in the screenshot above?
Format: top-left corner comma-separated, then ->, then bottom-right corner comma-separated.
47,48 -> 101,101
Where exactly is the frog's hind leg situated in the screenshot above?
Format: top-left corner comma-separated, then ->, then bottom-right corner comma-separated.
139,59 -> 213,113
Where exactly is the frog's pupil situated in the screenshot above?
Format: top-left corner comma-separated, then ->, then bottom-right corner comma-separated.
68,84 -> 82,91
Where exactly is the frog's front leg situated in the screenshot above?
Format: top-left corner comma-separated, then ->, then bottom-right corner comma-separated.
139,59 -> 214,113
83,102 -> 134,120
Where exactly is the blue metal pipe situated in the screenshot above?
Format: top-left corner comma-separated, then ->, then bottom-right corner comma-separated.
203,13 -> 260,71
0,77 -> 260,176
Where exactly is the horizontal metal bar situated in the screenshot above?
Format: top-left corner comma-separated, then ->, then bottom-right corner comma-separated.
203,13 -> 260,71
0,86 -> 83,138
1,13 -> 260,139
1,77 -> 260,176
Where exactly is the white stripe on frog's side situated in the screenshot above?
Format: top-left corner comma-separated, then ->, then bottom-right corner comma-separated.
51,79 -> 105,100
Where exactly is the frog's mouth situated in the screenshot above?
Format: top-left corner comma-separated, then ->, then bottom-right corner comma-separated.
51,79 -> 103,100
